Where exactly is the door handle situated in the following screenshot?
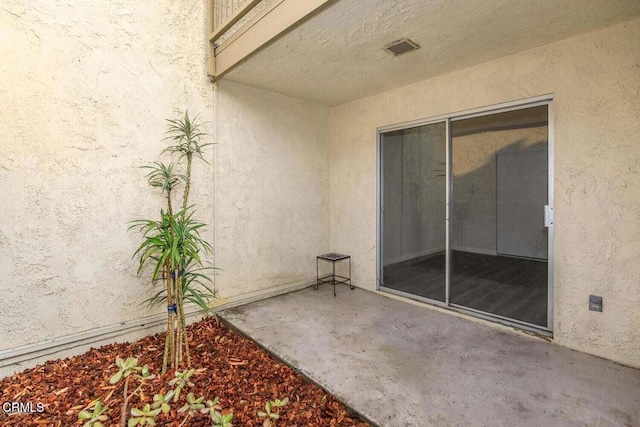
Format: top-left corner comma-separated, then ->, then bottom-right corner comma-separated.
544,205 -> 554,228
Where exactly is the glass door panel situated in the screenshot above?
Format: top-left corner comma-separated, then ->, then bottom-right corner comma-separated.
381,122 -> 446,302
450,106 -> 549,327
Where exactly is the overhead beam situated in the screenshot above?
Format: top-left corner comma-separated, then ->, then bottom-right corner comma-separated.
211,0 -> 339,80
209,0 -> 262,44
207,0 -> 215,76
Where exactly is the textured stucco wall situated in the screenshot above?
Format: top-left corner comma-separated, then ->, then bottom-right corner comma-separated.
0,1 -> 213,351
215,80 -> 329,297
328,18 -> 640,367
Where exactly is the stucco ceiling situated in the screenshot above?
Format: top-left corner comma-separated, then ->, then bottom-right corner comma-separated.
224,0 -> 640,106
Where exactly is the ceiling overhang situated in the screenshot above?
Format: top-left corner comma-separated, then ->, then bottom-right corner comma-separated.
221,0 -> 640,106
211,0 -> 339,79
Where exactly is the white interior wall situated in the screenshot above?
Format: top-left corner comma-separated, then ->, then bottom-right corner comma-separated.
215,80 -> 330,297
402,126 -> 447,259
382,131 -> 404,263
451,125 -> 548,256
0,1 -> 213,353
495,147 -> 548,259
328,18 -> 640,368
382,125 -> 446,265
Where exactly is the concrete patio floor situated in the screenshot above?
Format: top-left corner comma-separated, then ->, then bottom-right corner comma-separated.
219,286 -> 640,427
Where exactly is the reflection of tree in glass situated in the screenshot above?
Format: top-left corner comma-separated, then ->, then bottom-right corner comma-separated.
452,183 -> 478,248
432,161 -> 446,178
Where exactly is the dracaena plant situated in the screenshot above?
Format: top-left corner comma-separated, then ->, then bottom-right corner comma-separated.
130,111 -> 216,373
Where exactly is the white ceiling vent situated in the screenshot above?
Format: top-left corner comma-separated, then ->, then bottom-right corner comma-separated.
385,38 -> 420,56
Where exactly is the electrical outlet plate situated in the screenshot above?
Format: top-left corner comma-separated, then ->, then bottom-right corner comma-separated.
589,295 -> 603,312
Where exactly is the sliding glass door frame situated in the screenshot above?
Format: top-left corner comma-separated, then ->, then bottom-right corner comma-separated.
377,95 -> 554,335
377,117 -> 449,308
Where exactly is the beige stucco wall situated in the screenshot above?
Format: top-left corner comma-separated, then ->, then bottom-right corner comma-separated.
0,1 -> 213,351
215,80 -> 329,297
328,18 -> 640,367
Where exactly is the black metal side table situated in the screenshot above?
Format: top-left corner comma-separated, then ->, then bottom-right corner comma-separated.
315,253 -> 354,297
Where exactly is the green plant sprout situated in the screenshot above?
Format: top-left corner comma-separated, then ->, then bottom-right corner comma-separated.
168,368 -> 195,402
128,404 -> 161,426
151,390 -> 175,414
78,354 -> 237,426
78,400 -> 109,427
177,392 -> 206,426
258,397 -> 289,427
211,411 -> 234,427
202,397 -> 234,427
109,357 -> 154,427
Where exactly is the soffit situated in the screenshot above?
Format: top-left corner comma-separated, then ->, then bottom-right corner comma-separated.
223,0 -> 640,106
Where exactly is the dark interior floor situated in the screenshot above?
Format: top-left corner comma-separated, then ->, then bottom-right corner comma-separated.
383,250 -> 548,327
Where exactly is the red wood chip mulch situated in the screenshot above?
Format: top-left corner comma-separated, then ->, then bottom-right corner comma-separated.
0,316 -> 371,426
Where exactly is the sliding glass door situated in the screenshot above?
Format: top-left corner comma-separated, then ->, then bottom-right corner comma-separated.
381,122 -> 446,302
450,106 -> 549,328
379,100 -> 552,331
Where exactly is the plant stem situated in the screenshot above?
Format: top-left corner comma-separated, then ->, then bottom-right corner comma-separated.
168,265 -> 175,369
162,332 -> 169,374
175,274 -> 182,366
178,414 -> 190,427
167,189 -> 174,217
175,325 -> 182,367
182,153 -> 192,211
178,296 -> 191,367
120,376 -> 130,427
178,152 -> 192,369
166,185 -> 177,371
162,264 -> 175,373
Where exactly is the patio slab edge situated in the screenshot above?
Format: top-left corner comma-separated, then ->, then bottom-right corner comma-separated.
217,307 -> 381,427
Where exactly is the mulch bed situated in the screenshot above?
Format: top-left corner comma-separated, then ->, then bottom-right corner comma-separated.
0,316 -> 371,426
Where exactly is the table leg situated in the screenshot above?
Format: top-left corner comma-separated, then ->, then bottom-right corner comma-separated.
314,257 -> 319,290
332,260 -> 336,297
349,257 -> 354,289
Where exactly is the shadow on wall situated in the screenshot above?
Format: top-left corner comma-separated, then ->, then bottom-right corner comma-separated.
452,135 -> 549,260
